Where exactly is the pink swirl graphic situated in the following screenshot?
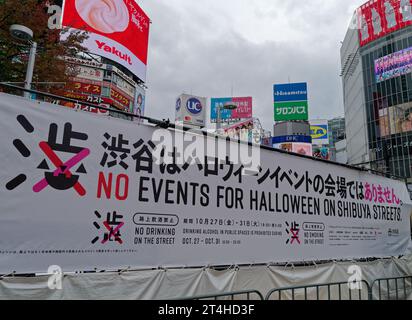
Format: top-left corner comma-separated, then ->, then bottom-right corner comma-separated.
75,0 -> 130,34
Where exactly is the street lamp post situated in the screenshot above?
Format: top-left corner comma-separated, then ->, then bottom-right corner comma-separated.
9,25 -> 37,99
216,102 -> 237,132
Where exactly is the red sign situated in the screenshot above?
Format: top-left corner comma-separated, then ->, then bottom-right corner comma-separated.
111,88 -> 131,108
62,0 -> 150,81
358,0 -> 412,47
231,97 -> 253,119
56,100 -> 110,115
60,91 -> 111,105
68,81 -> 102,95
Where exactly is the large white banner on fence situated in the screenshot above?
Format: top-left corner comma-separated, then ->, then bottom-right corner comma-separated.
0,93 -> 411,274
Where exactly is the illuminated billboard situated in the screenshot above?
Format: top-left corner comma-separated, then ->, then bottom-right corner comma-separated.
210,97 -> 252,122
375,46 -> 412,83
274,142 -> 313,156
358,0 -> 412,47
62,0 -> 150,82
379,101 -> 412,136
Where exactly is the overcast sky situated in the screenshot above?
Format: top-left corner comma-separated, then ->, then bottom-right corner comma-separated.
138,0 -> 365,132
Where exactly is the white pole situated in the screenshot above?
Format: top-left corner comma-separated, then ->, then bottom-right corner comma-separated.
216,104 -> 221,131
24,41 -> 37,99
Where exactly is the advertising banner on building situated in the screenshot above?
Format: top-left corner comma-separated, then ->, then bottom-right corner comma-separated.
61,100 -> 111,115
272,135 -> 312,145
75,65 -> 104,82
310,120 -> 329,145
133,86 -> 146,123
67,80 -> 102,95
274,83 -> 309,121
175,94 -> 206,128
49,91 -> 110,116
313,146 -> 331,160
221,119 -> 258,143
62,0 -> 150,82
378,101 -> 412,136
358,0 -> 412,47
375,46 -> 412,83
275,143 -> 313,157
0,93 -> 411,274
274,101 -> 309,121
110,86 -> 132,111
292,143 -> 313,156
210,97 -> 253,122
274,83 -> 308,102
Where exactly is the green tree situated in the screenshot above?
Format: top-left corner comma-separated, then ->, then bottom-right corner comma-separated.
0,0 -> 88,91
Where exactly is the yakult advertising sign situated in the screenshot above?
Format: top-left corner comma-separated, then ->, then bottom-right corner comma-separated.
62,0 -> 150,82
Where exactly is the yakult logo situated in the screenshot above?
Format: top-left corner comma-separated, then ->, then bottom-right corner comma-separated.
186,98 -> 203,115
96,40 -> 132,65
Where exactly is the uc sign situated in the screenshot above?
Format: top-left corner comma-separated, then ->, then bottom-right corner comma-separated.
311,126 -> 327,139
186,98 -> 203,115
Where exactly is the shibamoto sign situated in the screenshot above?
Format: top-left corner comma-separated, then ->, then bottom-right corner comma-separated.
0,93 -> 411,274
273,83 -> 308,102
62,0 -> 150,82
274,83 -> 309,121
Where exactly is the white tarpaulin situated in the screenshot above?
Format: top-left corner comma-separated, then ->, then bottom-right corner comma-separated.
0,256 -> 412,300
0,93 -> 411,274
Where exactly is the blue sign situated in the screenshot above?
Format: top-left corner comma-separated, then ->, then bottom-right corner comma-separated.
272,135 -> 312,144
186,98 -> 203,115
273,83 -> 308,103
176,98 -> 181,111
210,98 -> 233,120
310,125 -> 328,140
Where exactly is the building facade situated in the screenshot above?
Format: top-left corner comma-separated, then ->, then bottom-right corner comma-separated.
328,117 -> 346,149
341,0 -> 412,182
50,54 -> 146,121
328,117 -> 346,161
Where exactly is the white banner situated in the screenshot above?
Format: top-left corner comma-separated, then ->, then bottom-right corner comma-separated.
0,94 -> 411,274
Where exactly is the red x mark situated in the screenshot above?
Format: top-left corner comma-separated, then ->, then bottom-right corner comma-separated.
291,229 -> 301,244
33,142 -> 90,196
102,221 -> 124,244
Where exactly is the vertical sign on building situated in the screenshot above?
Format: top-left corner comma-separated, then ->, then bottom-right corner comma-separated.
273,83 -> 309,121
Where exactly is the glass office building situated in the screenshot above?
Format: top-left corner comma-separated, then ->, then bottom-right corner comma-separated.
341,0 -> 412,182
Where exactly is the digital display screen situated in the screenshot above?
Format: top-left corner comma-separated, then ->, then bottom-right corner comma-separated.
375,46 -> 412,83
